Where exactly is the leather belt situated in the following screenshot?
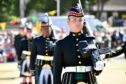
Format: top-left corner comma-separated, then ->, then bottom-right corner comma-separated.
64,66 -> 92,73
37,55 -> 53,61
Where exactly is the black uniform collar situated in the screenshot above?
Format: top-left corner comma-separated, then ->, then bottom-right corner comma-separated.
70,31 -> 83,37
28,37 -> 33,41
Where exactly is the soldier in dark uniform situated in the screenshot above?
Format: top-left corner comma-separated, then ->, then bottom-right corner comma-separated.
105,36 -> 126,59
53,6 -> 105,84
14,25 -> 26,67
30,15 -> 56,84
18,23 -> 33,84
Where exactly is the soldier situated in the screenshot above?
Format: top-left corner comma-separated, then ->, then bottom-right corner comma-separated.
53,6 -> 105,84
14,25 -> 26,67
30,15 -> 56,84
105,34 -> 126,59
18,23 -> 33,84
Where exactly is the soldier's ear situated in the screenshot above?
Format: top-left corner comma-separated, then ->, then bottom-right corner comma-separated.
67,18 -> 70,26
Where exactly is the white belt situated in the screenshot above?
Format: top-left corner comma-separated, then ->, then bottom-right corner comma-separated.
64,66 -> 92,73
37,55 -> 53,61
22,50 -> 31,55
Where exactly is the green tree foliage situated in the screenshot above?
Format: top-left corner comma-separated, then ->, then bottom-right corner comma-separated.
26,0 -> 96,15
0,0 -> 97,22
0,0 -> 19,22
26,0 -> 56,16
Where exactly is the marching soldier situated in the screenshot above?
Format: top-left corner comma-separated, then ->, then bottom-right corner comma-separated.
53,6 -> 105,84
18,23 -> 33,84
14,25 -> 26,67
30,15 -> 56,84
105,34 -> 126,59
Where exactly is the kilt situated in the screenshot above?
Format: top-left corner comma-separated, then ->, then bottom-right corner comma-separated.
35,65 -> 53,84
20,60 -> 30,77
35,66 -> 41,84
62,72 -> 97,84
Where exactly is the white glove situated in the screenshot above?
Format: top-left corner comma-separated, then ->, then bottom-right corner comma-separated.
94,61 -> 105,71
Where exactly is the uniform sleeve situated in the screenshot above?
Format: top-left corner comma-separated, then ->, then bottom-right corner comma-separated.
17,40 -> 24,62
14,35 -> 17,48
30,39 -> 37,70
53,41 -> 63,84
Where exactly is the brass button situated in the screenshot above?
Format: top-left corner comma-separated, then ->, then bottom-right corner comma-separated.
76,38 -> 79,41
77,82 -> 86,84
46,40 -> 48,42
79,61 -> 81,64
46,38 -> 49,40
78,55 -> 81,58
77,49 -> 79,52
72,34 -> 76,36
78,33 -> 81,36
46,53 -> 48,56
46,50 -> 48,52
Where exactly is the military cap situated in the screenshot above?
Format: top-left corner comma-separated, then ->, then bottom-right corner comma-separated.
68,6 -> 84,17
19,24 -> 25,30
41,13 -> 51,27
25,22 -> 32,32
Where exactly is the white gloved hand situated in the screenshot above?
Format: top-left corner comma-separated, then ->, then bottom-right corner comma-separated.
94,61 -> 105,71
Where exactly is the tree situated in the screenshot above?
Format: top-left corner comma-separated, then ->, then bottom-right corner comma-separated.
0,0 -> 97,22
0,0 -> 19,22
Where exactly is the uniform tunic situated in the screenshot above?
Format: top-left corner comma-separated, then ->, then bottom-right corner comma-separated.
19,38 -> 32,77
14,34 -> 26,62
30,35 -> 56,84
53,31 -> 98,84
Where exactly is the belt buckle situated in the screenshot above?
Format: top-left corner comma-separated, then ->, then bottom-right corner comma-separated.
77,81 -> 86,84
77,66 -> 85,72
27,51 -> 31,56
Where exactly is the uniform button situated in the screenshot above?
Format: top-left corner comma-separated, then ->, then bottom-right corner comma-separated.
76,38 -> 79,41
72,34 -> 76,36
78,55 -> 81,58
76,44 -> 78,46
46,53 -> 48,55
46,38 -> 49,40
78,33 -> 81,36
46,47 -> 48,49
79,61 -> 81,64
77,49 -> 79,52
46,50 -> 48,52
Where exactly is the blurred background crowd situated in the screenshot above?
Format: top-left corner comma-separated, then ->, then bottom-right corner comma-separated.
0,0 -> 126,63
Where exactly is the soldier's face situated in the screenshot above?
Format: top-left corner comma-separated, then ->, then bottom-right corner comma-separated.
67,16 -> 84,33
19,28 -> 26,36
26,30 -> 32,39
42,26 -> 51,37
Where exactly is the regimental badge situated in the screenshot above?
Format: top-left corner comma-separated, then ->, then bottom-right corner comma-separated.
77,81 -> 86,84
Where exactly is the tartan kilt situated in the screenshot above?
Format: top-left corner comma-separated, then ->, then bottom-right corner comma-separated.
61,72 -> 97,84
